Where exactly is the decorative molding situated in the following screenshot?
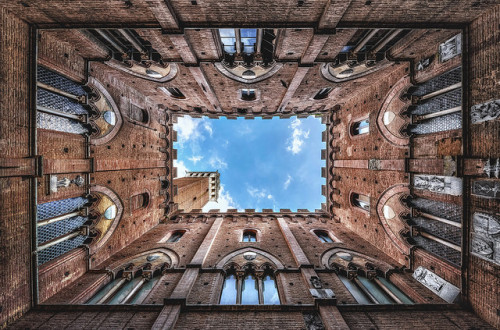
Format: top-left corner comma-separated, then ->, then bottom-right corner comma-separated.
412,266 -> 460,303
471,99 -> 500,124
413,175 -> 462,196
471,212 -> 500,265
471,180 -> 500,199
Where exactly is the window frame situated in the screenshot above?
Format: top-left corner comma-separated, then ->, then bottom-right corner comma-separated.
351,192 -> 371,213
241,229 -> 258,242
350,117 -> 370,137
312,229 -> 338,243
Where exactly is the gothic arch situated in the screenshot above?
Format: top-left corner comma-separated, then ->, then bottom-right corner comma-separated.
88,185 -> 124,254
216,247 -> 285,270
105,247 -> 180,274
376,75 -> 411,147
375,184 -> 412,256
321,248 -> 394,273
87,77 -> 123,145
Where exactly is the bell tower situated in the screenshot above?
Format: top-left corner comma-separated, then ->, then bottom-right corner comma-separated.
173,171 -> 220,212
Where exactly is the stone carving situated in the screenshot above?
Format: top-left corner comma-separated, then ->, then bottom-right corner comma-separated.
416,57 -> 431,71
439,34 -> 462,62
483,158 -> 500,178
472,180 -> 500,199
412,266 -> 460,303
471,212 -> 500,265
413,175 -> 462,196
303,313 -> 325,330
310,276 -> 322,289
50,175 -> 85,193
309,288 -> 335,299
368,159 -> 381,170
471,99 -> 500,124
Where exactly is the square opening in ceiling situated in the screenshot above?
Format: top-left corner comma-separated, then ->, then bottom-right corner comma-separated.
173,115 -> 326,212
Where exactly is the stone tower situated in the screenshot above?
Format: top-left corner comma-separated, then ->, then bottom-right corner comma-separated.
173,171 -> 220,212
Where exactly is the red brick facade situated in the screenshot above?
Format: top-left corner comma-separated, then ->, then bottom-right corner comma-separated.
1,2 -> 499,329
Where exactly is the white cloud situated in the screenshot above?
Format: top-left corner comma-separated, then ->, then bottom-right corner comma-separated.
174,116 -> 213,144
238,124 -> 252,136
267,194 -> 273,199
247,186 -> 267,199
283,174 -> 292,190
202,185 -> 239,212
188,155 -> 203,164
174,160 -> 189,178
203,122 -> 213,137
208,156 -> 228,169
286,118 -> 310,154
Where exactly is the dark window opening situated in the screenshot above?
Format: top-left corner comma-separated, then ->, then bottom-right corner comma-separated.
241,89 -> 256,101
313,87 -> 333,100
242,230 -> 257,242
351,119 -> 370,135
351,193 -> 370,211
131,192 -> 149,211
166,87 -> 186,99
167,230 -> 185,243
314,230 -> 334,243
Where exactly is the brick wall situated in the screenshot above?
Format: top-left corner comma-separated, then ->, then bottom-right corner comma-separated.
0,8 -> 32,328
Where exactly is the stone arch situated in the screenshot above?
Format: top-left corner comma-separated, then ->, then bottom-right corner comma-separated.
214,62 -> 283,84
106,59 -> 178,83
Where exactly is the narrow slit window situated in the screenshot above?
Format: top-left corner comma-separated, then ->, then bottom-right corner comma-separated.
313,87 -> 333,100
242,230 -> 257,242
167,230 -> 185,243
314,230 -> 334,243
351,119 -> 370,135
352,193 -> 370,211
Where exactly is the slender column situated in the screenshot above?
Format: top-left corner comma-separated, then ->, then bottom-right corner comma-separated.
413,106 -> 461,122
414,210 -> 462,228
37,105 -> 86,122
121,277 -> 147,303
420,231 -> 461,251
353,277 -> 378,304
95,29 -> 127,54
37,210 -> 85,227
256,272 -> 264,304
36,229 -> 83,252
234,28 -> 242,54
96,277 -> 128,304
353,29 -> 380,54
373,278 -> 403,304
256,28 -> 263,54
36,81 -> 86,103
117,29 -> 147,54
236,272 -> 243,304
370,29 -> 403,54
413,82 -> 461,103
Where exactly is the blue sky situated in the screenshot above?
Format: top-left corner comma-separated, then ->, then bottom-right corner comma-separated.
173,116 -> 325,212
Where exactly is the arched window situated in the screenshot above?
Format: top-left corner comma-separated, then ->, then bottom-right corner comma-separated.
87,253 -> 170,305
130,192 -> 149,212
351,118 -> 370,135
160,87 -> 186,99
351,193 -> 370,211
241,89 -> 256,101
330,251 -> 413,305
242,230 -> 257,242
166,230 -> 185,243
129,104 -> 149,123
314,230 -> 334,243
313,87 -> 333,100
220,266 -> 280,305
